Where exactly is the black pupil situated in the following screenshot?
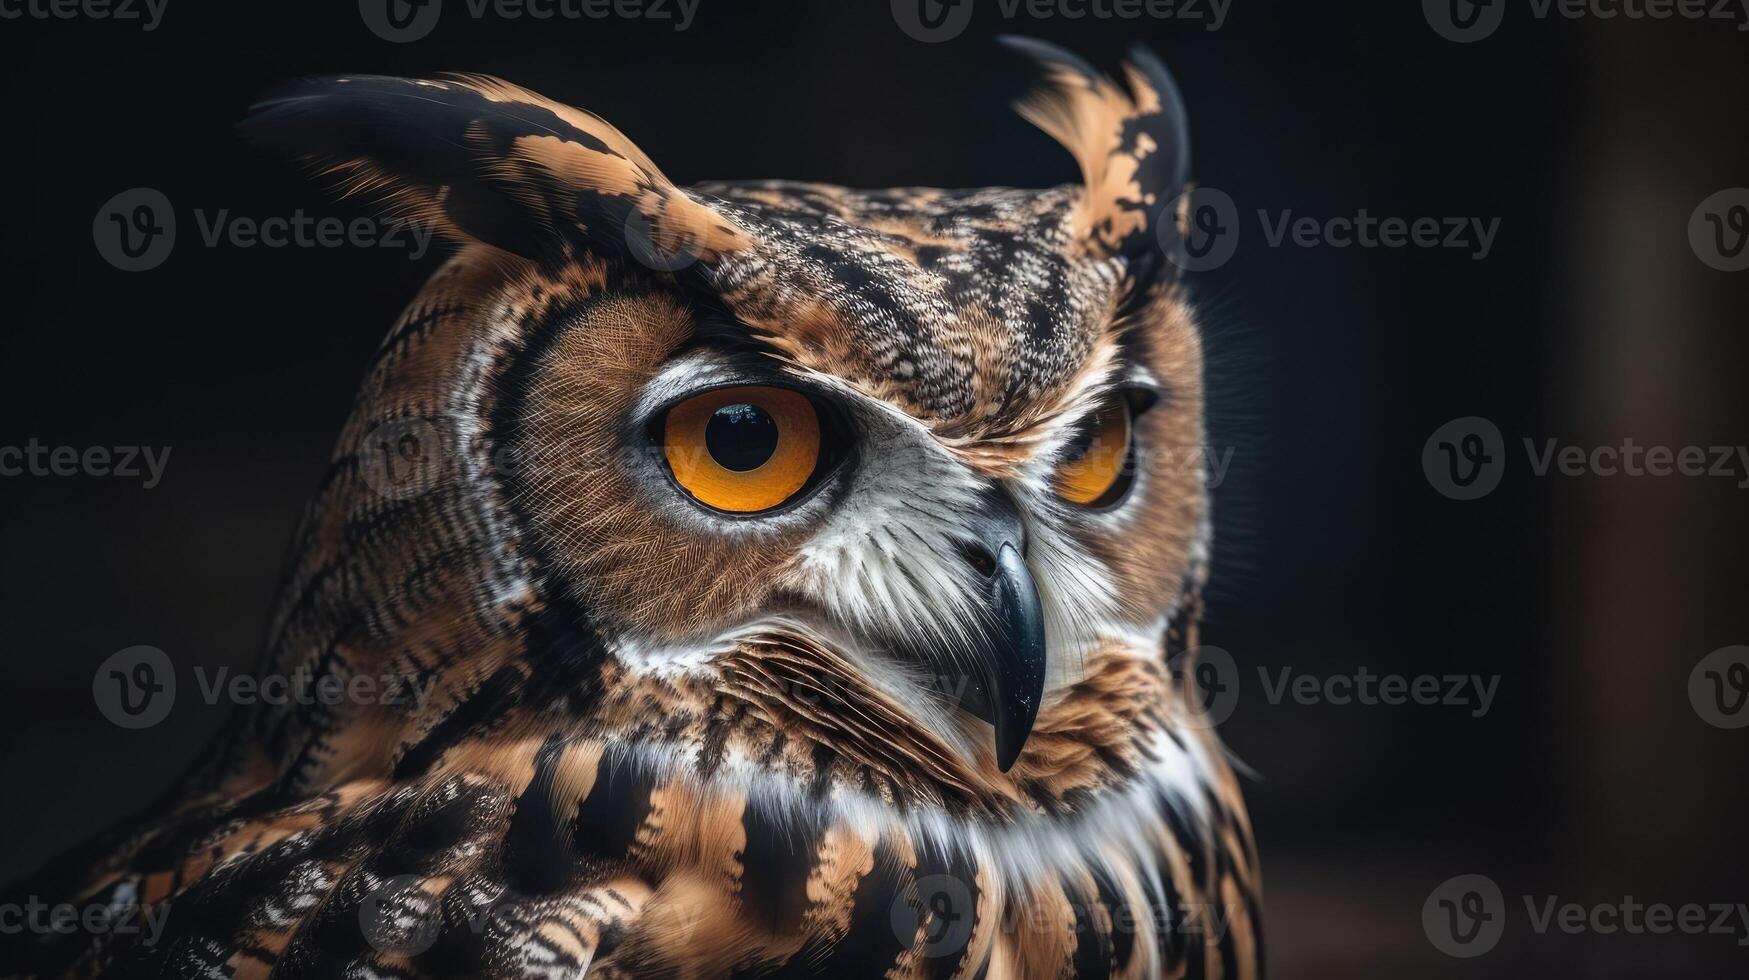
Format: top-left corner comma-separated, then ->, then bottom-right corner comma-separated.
705,403 -> 779,471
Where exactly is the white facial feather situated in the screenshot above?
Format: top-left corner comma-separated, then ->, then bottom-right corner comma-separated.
615,352 -> 1165,761
789,376 -> 1141,701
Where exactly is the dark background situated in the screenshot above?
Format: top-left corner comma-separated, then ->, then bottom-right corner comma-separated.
3,1 -> 1747,976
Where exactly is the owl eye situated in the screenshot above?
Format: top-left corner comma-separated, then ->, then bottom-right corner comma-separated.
661,385 -> 823,513
1054,397 -> 1137,508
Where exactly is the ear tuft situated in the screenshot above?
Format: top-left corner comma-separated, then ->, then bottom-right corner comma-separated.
239,74 -> 750,267
1000,37 -> 1190,262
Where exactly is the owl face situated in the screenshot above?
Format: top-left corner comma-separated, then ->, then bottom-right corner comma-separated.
244,39 -> 1203,777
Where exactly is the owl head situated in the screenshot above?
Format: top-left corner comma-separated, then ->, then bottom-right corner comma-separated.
241,38 -> 1210,797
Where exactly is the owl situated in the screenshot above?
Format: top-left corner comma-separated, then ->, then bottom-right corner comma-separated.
4,38 -> 1260,980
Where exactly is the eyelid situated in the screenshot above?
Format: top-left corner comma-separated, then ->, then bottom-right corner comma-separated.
643,369 -> 847,422
1062,383 -> 1157,449
1120,382 -> 1163,416
633,355 -> 751,424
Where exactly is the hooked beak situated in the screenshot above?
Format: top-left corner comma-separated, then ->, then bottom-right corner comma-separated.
953,493 -> 1048,772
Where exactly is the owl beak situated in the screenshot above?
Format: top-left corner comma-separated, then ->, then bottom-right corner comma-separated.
954,506 -> 1048,773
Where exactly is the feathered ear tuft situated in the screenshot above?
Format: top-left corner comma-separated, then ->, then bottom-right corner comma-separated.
1000,37 -> 1190,263
238,74 -> 751,268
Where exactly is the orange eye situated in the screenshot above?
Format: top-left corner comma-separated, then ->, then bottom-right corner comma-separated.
1054,400 -> 1135,507
662,386 -> 822,513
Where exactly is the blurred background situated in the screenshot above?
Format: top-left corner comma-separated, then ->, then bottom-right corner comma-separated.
2,0 -> 1746,975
